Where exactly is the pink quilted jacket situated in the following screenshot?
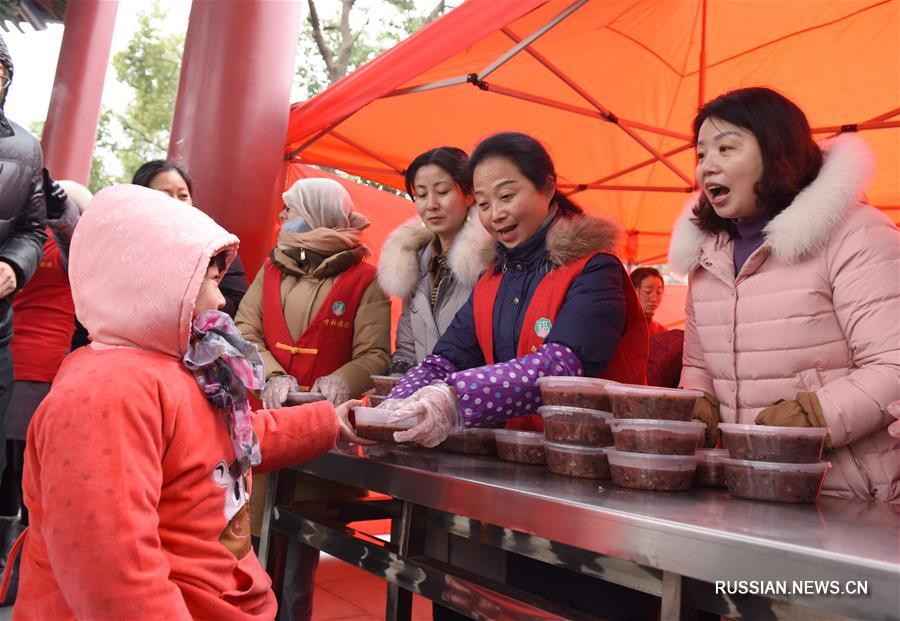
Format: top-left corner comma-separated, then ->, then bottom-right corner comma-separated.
670,135 -> 900,502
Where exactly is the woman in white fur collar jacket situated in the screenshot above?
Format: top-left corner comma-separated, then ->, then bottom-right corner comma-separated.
378,147 -> 494,375
669,87 -> 899,502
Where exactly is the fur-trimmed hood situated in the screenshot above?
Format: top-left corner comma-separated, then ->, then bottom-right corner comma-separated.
377,208 -> 494,299
543,212 -> 623,267
668,133 -> 875,274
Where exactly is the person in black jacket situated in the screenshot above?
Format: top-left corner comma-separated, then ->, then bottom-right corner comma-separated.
0,33 -> 47,590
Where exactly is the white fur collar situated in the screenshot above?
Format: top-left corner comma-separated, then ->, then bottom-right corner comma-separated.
377,207 -> 494,299
668,133 -> 875,274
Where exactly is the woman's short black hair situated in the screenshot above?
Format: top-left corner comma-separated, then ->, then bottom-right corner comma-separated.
692,87 -> 822,236
467,132 -> 583,215
132,159 -> 194,196
404,147 -> 471,198
630,266 -> 663,290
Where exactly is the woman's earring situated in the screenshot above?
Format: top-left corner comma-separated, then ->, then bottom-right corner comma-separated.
465,214 -> 471,223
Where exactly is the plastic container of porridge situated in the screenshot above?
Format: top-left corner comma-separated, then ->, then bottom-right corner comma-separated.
538,405 -> 613,446
493,429 -> 546,464
609,419 -> 706,455
605,385 -> 703,421
721,458 -> 831,503
719,423 -> 829,463
606,449 -> 697,491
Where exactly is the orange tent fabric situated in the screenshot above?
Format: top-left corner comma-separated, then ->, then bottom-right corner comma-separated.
283,163 -> 416,341
285,0 -> 899,264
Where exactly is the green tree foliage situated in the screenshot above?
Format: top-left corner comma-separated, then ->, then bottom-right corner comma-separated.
89,2 -> 184,192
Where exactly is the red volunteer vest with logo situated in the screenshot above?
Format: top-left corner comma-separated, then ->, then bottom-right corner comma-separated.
261,258 -> 376,391
12,237 -> 76,383
473,252 -> 648,431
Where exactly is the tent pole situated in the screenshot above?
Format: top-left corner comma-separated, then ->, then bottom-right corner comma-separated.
812,120 -> 900,134
287,117 -> 349,159
496,28 -> 695,185
587,143 -> 695,186
698,0 -> 708,110
478,0 -> 589,81
331,131 -> 406,174
558,183 -> 692,193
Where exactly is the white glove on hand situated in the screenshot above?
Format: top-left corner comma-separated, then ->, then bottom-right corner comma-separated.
312,374 -> 350,406
387,383 -> 458,447
261,375 -> 299,409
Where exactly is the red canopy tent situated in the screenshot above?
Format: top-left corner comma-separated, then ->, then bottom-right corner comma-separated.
283,0 -> 899,265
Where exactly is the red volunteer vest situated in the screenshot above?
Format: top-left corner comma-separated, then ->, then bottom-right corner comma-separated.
261,258 -> 376,391
12,237 -> 76,383
473,252 -> 649,431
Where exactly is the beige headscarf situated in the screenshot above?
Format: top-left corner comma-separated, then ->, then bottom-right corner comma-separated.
279,178 -> 370,255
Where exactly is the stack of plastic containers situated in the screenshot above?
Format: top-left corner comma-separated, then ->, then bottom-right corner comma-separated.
604,385 -> 706,491
718,423 -> 831,503
368,375 -> 401,407
534,377 -> 617,478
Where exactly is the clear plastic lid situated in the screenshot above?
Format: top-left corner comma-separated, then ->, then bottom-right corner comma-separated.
721,457 -> 831,473
447,428 -> 496,437
608,418 -> 706,433
544,441 -> 608,455
695,448 -> 730,462
538,405 -> 613,419
718,423 -> 831,438
605,384 -> 703,399
605,448 -> 697,470
353,406 -> 415,429
492,429 -> 545,446
286,391 -> 326,404
536,376 -> 620,392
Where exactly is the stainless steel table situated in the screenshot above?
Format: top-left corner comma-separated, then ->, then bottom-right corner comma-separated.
260,443 -> 900,621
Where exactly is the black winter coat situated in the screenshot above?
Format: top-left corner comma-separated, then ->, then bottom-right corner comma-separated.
0,120 -> 46,346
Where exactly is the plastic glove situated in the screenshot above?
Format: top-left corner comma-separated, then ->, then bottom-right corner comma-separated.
335,399 -> 376,445
756,392 -> 830,447
42,168 -> 69,220
692,392 -> 720,448
261,374 -> 299,409
387,383 -> 458,447
312,374 -> 350,406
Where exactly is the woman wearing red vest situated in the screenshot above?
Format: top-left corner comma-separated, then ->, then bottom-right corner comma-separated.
235,178 -> 389,621
383,132 -> 648,445
236,178 -> 390,407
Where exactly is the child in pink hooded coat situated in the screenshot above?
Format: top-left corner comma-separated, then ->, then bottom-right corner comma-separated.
8,185 -> 365,619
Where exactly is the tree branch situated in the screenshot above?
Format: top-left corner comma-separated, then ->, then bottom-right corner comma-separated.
307,0 -> 336,79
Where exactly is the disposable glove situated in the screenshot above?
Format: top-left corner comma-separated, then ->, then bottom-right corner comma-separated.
387,383 -> 458,447
386,354 -> 457,400
261,374 -> 299,409
692,392 -> 720,448
42,168 -> 69,220
755,392 -> 831,448
312,373 -> 350,406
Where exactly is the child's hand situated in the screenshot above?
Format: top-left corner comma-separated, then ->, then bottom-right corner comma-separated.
336,399 -> 377,445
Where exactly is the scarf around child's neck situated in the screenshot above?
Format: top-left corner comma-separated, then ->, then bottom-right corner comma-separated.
183,310 -> 265,476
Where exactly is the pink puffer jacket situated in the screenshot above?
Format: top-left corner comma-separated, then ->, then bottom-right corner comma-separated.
669,135 -> 900,502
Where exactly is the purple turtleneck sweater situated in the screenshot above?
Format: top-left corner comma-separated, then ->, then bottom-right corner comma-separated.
733,213 -> 770,275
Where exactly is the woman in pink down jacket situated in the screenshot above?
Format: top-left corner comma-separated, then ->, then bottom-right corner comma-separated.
669,87 -> 899,503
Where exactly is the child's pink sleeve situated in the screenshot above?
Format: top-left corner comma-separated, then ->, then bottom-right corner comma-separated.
251,401 -> 340,474
33,387 -> 193,620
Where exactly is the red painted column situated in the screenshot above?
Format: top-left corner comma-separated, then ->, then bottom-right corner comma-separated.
41,0 -> 118,185
169,0 -> 303,277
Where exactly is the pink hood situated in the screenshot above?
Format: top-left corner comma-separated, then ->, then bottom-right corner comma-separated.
69,185 -> 239,357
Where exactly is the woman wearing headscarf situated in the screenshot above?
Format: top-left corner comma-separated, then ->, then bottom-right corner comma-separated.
236,177 -> 390,407
235,178 -> 389,621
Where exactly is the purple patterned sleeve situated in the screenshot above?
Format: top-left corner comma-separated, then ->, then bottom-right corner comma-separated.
448,343 -> 584,428
387,354 -> 458,399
